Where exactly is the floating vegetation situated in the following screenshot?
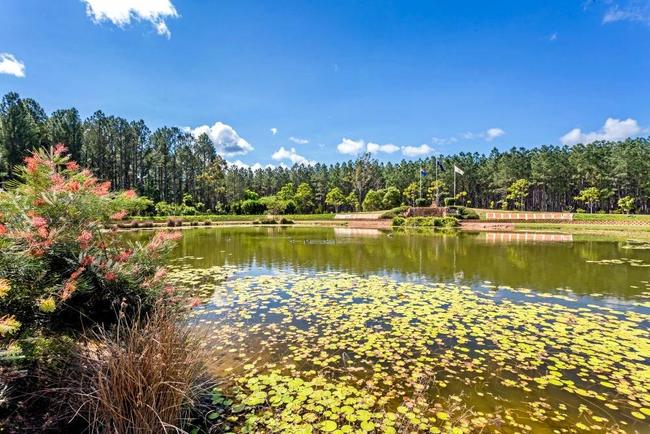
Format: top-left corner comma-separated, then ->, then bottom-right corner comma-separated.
586,257 -> 650,267
183,271 -> 650,433
621,241 -> 650,250
166,263 -> 237,298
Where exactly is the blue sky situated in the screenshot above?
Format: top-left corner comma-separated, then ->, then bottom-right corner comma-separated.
1,0 -> 649,168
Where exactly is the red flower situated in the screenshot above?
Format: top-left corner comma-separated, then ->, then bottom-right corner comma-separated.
189,297 -> 202,308
80,255 -> 94,266
110,210 -> 128,220
33,198 -> 45,206
65,161 -> 79,171
0,224 -> 6,236
105,272 -> 116,282
53,143 -> 68,156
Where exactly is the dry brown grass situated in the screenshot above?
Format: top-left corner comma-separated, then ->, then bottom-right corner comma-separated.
63,301 -> 210,433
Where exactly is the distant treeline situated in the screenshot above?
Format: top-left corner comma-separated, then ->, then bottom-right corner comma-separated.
1,91 -> 649,213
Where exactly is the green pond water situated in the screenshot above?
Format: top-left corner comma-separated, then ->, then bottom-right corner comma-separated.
128,227 -> 650,433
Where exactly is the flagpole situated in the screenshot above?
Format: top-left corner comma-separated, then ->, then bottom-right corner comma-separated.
419,167 -> 422,200
453,168 -> 456,199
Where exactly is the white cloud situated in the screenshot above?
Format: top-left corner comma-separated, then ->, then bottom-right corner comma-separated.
82,0 -> 179,38
548,32 -> 558,41
367,142 -> 399,154
228,160 -> 273,171
0,53 -> 25,77
337,138 -> 366,154
402,144 -> 433,157
289,136 -> 309,145
337,138 -> 399,155
187,122 -> 254,156
486,127 -> 506,141
431,136 -> 458,146
435,127 -> 506,144
271,146 -> 316,166
560,117 -> 643,145
270,128 -> 278,135
603,3 -> 650,26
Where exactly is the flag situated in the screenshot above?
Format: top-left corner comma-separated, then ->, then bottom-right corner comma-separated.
420,168 -> 427,176
454,165 -> 464,175
436,160 -> 445,172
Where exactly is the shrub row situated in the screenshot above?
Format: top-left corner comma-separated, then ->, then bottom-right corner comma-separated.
393,216 -> 459,228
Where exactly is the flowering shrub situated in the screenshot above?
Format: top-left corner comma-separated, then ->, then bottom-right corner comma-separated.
0,145 -> 181,355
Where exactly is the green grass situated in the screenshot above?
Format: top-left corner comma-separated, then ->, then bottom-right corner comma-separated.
131,213 -> 335,222
572,213 -> 650,221
514,222 -> 650,240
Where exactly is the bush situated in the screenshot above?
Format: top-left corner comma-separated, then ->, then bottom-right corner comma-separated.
454,206 -> 479,220
240,199 -> 266,215
415,198 -> 429,207
444,197 -> 456,206
362,190 -> 384,211
0,146 -> 182,341
279,218 -> 294,224
380,206 -> 409,220
382,187 -> 402,209
393,217 -> 459,228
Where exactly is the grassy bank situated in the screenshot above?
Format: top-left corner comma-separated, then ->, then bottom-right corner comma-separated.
132,213 -> 335,222
514,222 -> 650,240
572,213 -> 650,222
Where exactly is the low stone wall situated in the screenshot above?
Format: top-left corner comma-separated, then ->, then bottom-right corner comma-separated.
481,211 -> 573,221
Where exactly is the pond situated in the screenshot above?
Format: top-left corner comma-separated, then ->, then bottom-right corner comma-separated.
129,226 -> 650,433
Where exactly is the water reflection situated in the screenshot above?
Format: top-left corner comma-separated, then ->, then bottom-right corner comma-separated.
126,226 -> 650,299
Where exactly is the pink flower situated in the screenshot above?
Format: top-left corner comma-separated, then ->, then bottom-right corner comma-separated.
110,210 -> 128,220
105,272 -> 116,282
80,255 -> 94,267
94,181 -> 111,196
53,143 -> 68,156
153,268 -> 167,282
66,180 -> 80,192
189,297 -> 202,308
31,216 -> 48,228
65,161 -> 79,171
24,156 -> 40,174
123,189 -> 137,199
77,230 -> 92,248
114,249 -> 133,262
164,285 -> 175,295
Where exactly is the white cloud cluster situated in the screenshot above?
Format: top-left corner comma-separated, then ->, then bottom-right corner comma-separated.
367,142 -> 400,154
187,122 -> 254,157
402,144 -> 434,157
336,138 -> 400,155
560,117 -> 643,145
603,2 -> 650,26
272,147 -> 316,166
228,160 -> 273,171
270,128 -> 278,135
0,53 -> 25,77
82,0 -> 179,38
289,136 -> 309,145
432,127 -> 506,146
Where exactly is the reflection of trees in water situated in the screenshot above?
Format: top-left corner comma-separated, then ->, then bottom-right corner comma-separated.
128,227 -> 648,298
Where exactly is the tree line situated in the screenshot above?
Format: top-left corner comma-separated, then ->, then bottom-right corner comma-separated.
1,91 -> 649,214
